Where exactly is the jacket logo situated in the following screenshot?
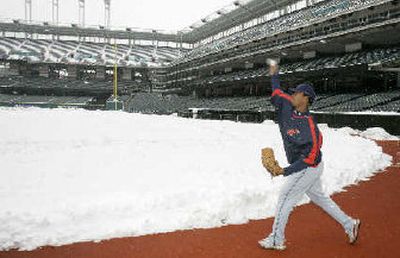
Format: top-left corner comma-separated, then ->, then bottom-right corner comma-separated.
287,128 -> 300,136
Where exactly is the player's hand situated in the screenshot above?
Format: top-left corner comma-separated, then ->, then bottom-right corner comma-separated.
268,59 -> 279,76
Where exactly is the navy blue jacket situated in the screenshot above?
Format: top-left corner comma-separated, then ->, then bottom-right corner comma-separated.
270,74 -> 323,176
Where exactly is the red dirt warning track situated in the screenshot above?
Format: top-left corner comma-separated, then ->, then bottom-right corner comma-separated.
1,140 -> 399,258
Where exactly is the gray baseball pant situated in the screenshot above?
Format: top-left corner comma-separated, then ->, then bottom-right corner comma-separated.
269,160 -> 354,245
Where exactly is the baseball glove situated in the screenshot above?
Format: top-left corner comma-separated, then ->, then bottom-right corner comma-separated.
261,147 -> 284,177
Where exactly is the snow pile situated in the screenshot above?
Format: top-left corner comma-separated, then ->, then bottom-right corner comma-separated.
337,126 -> 399,140
0,107 -> 393,251
359,127 -> 399,140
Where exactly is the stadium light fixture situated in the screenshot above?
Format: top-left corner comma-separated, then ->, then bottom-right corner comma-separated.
216,9 -> 238,24
233,0 -> 254,15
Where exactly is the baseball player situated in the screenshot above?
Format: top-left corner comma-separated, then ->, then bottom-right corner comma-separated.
258,61 -> 361,250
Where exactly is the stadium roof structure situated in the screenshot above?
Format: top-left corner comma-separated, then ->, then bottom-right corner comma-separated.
182,0 -> 296,43
0,20 -> 181,43
0,0 -> 297,45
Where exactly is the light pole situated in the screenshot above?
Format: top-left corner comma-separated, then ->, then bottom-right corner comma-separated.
104,0 -> 111,29
52,0 -> 59,25
113,40 -> 118,104
25,0 -> 32,23
78,0 -> 85,27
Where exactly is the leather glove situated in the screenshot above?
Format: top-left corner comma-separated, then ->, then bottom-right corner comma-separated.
261,147 -> 284,177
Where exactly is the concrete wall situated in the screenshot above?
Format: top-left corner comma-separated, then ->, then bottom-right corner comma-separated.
122,68 -> 132,80
96,67 -> 105,79
38,64 -> 49,77
67,66 -> 77,79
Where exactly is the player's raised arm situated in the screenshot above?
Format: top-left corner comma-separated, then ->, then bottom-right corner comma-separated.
268,59 -> 280,91
268,60 -> 292,107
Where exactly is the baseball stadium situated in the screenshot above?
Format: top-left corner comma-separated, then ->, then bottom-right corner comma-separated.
0,0 -> 399,257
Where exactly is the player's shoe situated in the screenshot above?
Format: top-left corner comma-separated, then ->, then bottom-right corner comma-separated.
346,218 -> 361,244
258,235 -> 286,250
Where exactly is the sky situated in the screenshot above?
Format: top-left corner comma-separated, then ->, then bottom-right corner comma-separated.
0,0 -> 238,33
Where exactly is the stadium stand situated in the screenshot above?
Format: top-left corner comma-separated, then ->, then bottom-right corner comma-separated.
368,99 -> 400,112
0,0 -> 399,130
125,90 -> 400,115
316,91 -> 400,112
183,46 -> 400,86
172,0 -> 392,65
0,38 -> 186,67
0,76 -> 144,95
0,93 -> 94,108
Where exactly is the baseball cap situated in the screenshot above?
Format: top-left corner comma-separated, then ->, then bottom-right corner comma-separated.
288,83 -> 316,104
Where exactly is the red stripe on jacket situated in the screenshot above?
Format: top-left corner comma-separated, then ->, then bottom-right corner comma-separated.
303,116 -> 319,166
272,89 -> 293,102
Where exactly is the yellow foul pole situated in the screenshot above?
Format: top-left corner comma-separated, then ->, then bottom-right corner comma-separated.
113,42 -> 118,100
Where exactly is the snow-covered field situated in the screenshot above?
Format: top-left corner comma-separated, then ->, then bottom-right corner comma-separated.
0,107 -> 393,251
